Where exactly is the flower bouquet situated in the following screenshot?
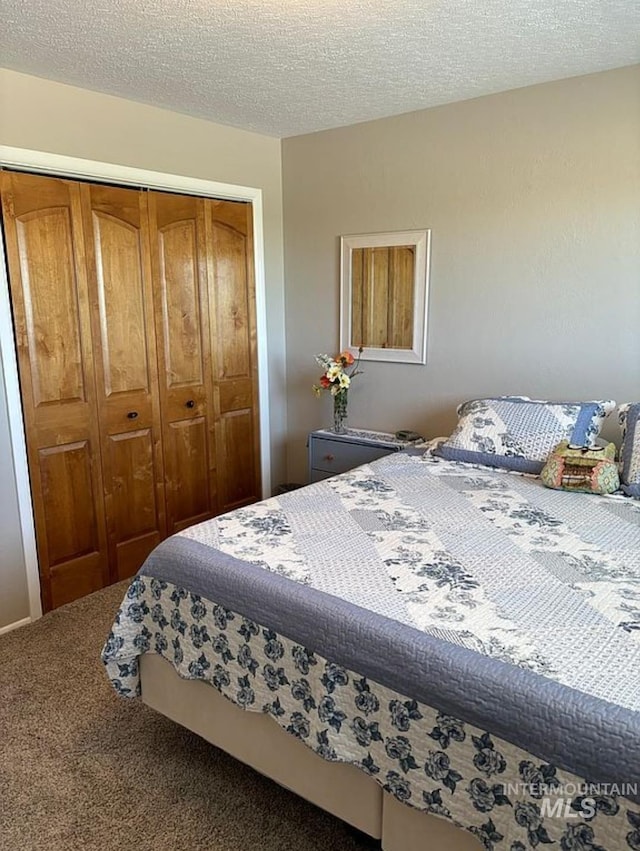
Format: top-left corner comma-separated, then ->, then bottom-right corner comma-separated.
313,348 -> 363,434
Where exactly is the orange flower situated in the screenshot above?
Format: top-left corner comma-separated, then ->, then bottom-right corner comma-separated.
337,351 -> 355,366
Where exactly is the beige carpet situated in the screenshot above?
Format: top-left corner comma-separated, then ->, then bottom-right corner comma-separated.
0,583 -> 380,851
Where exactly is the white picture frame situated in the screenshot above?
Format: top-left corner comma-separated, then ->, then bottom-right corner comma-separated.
340,229 -> 431,364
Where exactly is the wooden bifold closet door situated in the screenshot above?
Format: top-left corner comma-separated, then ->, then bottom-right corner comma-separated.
0,170 -> 260,612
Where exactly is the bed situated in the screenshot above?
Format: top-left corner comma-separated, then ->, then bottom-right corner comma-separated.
103,446 -> 640,851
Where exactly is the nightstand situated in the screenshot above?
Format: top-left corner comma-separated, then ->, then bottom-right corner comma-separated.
308,428 -> 421,483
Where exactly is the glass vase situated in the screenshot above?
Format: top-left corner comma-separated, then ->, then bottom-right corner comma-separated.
333,390 -> 348,434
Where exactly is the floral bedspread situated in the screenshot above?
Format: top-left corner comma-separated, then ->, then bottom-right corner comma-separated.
103,450 -> 640,850
104,576 -> 639,850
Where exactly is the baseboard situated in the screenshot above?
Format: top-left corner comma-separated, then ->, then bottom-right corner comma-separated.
0,616 -> 31,636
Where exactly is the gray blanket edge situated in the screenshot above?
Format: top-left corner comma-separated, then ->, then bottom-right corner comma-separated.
142,535 -> 640,799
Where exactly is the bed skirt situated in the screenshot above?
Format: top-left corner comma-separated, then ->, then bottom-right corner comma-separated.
140,652 -> 481,850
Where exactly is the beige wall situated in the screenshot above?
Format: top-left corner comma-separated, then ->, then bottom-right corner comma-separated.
0,69 -> 286,628
282,65 -> 640,482
0,347 -> 28,628
2,64 -> 639,625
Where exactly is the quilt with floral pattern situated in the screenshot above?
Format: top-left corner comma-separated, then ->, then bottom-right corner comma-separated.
103,450 -> 640,850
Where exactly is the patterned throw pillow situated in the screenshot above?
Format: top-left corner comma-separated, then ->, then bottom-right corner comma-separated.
618,403 -> 640,498
434,397 -> 616,474
540,441 -> 620,494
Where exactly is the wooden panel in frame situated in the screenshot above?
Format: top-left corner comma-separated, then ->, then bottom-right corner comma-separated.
340,230 -> 431,364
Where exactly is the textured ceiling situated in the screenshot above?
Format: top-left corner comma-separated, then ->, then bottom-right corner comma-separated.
1,0 -> 639,137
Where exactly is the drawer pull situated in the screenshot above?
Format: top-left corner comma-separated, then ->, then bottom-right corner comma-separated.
185,399 -> 195,408
324,453 -> 335,462
127,411 -> 138,419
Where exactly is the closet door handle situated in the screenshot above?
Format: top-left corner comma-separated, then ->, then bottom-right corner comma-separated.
185,399 -> 195,409
127,411 -> 138,419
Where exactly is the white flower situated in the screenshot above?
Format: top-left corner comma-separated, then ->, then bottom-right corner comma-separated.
315,354 -> 333,369
338,373 -> 351,389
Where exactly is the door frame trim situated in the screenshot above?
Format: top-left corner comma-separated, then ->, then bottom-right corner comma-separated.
0,145 -> 273,622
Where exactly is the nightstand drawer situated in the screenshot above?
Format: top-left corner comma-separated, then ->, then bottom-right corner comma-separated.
310,436 -> 393,475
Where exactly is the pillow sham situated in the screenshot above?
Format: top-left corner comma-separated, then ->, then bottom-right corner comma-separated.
434,396 -> 616,474
618,403 -> 640,498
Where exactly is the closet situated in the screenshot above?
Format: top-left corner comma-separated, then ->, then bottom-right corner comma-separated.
0,170 -> 261,612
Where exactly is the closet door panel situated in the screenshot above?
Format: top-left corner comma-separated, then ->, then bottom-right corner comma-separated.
92,212 -> 150,395
149,192 -> 216,533
39,442 -> 99,565
107,428 -> 161,580
16,209 -> 85,406
219,378 -> 253,412
2,175 -> 262,611
211,223 -> 251,379
217,411 -> 256,507
81,183 -> 166,580
159,219 -> 204,387
39,440 -> 103,608
0,172 -> 109,611
208,201 -> 260,511
164,417 -> 212,531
